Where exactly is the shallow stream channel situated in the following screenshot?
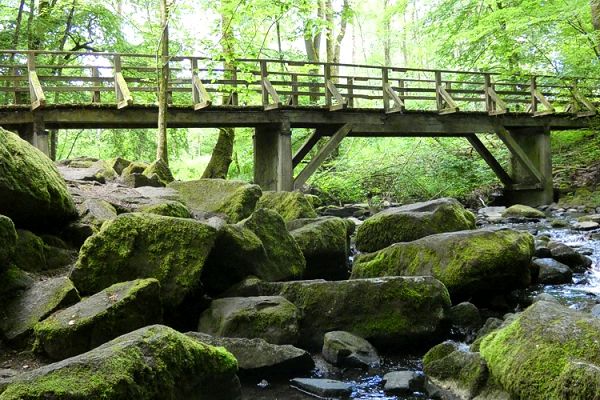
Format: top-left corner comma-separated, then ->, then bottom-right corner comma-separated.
241,211 -> 600,400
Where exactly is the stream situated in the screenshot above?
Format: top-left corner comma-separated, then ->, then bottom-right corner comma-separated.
241,213 -> 600,400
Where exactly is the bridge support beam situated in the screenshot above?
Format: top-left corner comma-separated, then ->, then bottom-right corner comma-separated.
503,127 -> 553,206
253,121 -> 293,191
17,114 -> 50,157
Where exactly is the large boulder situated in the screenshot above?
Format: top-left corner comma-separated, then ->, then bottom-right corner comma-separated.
239,209 -> 305,281
548,241 -> 593,272
355,198 -> 476,253
225,276 -> 450,350
256,191 -> 317,222
143,159 -> 174,185
187,332 -> 314,378
13,230 -> 47,272
0,277 -> 79,343
0,325 -> 241,400
70,213 -> 218,310
502,204 -> 545,219
34,279 -> 163,360
0,216 -> 17,271
322,331 -> 380,369
138,201 -> 192,218
0,128 -> 77,229
288,217 -> 352,280
479,301 -> 600,399
532,258 -> 572,285
78,199 -> 118,227
198,296 -> 300,345
168,179 -> 261,223
352,228 -> 534,302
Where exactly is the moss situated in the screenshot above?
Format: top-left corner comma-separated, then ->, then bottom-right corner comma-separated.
108,157 -> 132,175
558,188 -> 600,209
502,204 -> 545,218
70,213 -> 218,310
1,325 -> 239,400
143,160 -> 174,185
121,161 -> 149,177
13,229 -> 47,272
0,128 -> 77,229
355,198 -> 476,253
138,201 -> 192,218
0,215 -> 17,271
479,301 -> 600,400
168,179 -> 262,223
256,191 -> 317,222
352,228 -> 534,302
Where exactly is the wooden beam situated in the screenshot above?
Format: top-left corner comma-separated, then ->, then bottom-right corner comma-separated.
114,72 -> 133,109
383,82 -> 405,114
435,71 -> 458,114
326,80 -> 347,111
485,87 -> 507,115
494,126 -> 543,183
294,124 -> 352,189
466,134 -> 513,186
27,54 -> 45,110
532,89 -> 555,117
262,78 -> 282,110
192,75 -> 212,110
292,129 -> 323,168
572,87 -> 597,117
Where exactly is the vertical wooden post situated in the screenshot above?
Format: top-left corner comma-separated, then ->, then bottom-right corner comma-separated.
260,60 -> 269,107
398,78 -> 405,112
530,76 -> 538,114
435,71 -> 443,111
382,67 -> 390,111
347,77 -> 354,108
290,73 -> 298,106
324,64 -> 332,107
27,52 -> 45,110
91,67 -> 101,103
484,74 -> 494,113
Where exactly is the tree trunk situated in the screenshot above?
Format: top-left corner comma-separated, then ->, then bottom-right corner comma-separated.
304,0 -> 324,103
591,0 -> 600,57
383,0 -> 392,67
156,0 -> 169,165
202,0 -> 235,179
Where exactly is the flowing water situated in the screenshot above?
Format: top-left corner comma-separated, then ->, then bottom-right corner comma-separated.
242,215 -> 600,400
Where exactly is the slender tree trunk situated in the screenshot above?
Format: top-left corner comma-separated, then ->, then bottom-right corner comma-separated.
202,0 -> 235,179
156,0 -> 169,164
383,0 -> 392,67
591,0 -> 600,56
304,0 -> 323,103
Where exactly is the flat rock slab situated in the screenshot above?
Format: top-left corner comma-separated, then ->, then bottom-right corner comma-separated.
290,378 -> 352,398
573,221 -> 599,231
0,277 -> 80,342
382,371 -> 423,395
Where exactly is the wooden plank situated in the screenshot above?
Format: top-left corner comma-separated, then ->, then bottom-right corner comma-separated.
435,71 -> 458,114
192,75 -> 212,110
91,67 -> 101,103
292,128 -> 326,168
572,87 -> 597,117
532,88 -> 555,117
326,80 -> 347,111
486,87 -> 508,115
262,77 -> 282,110
28,71 -> 46,110
383,82 -> 404,114
494,126 -> 543,183
114,72 -> 133,109
294,124 -> 352,189
466,134 -> 513,186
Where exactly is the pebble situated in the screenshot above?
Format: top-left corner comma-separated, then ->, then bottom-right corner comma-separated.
382,371 -> 424,395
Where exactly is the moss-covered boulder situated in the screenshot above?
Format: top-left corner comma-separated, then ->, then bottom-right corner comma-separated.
355,198 -> 476,253
288,217 -> 351,280
423,341 -> 489,399
70,213 -> 218,310
0,277 -> 80,343
121,161 -> 148,177
225,276 -> 450,350
78,199 -> 118,227
34,279 -> 163,360
107,157 -> 131,175
256,191 -> 317,222
0,128 -> 77,229
502,204 -> 545,219
0,325 -> 241,400
13,230 -> 47,272
0,216 -> 17,271
479,301 -> 600,400
0,266 -> 33,303
143,159 -> 175,185
198,296 -> 300,345
352,228 -> 534,302
186,332 -> 314,378
322,331 -> 380,369
168,179 -> 261,223
240,209 -> 305,281
138,201 -> 192,218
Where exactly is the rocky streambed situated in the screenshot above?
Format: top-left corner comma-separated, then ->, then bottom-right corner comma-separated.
1,126 -> 600,400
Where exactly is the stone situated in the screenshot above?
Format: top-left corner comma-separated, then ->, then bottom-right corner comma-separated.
240,209 -> 305,281
107,157 -> 131,175
578,214 -> 600,223
382,371 -> 424,395
70,213 -> 218,311
61,222 -> 97,248
573,221 -> 599,231
186,332 -> 314,378
479,301 -> 600,399
423,341 -> 489,399
290,378 -> 352,398
590,304 -> 600,318
120,173 -> 163,188
143,159 -> 174,185
256,191 -> 317,222
34,279 -> 163,360
13,230 -> 47,272
356,198 -> 476,253
225,276 -> 450,350
352,228 -> 534,302
0,325 -> 241,400
0,277 -> 79,343
550,218 -> 569,228
168,179 -> 262,223
120,161 -> 148,177
548,241 -> 593,272
289,216 -> 351,280
322,331 -> 380,368
478,206 -> 505,221
502,204 -> 545,219
0,128 -> 77,229
198,296 -> 300,345
532,258 -> 573,285
0,216 -> 17,271
533,293 -> 560,304
0,266 -> 33,303
78,198 -> 118,227
470,317 -> 504,352
58,160 -> 116,184
448,302 -> 482,333
138,201 -> 192,218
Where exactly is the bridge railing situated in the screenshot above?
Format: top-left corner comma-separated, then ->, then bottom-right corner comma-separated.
0,50 -> 598,117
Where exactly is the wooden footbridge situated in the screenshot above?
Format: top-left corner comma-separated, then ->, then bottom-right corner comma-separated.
0,50 -> 598,205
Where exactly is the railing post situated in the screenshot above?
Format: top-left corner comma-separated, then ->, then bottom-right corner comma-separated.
324,64 -> 332,107
91,67 -> 101,103
289,72 -> 299,106
484,73 -> 493,113
191,57 -> 212,110
346,77 -> 354,108
530,76 -> 538,114
398,78 -> 405,112
435,71 -> 443,111
27,52 -> 46,110
382,67 -> 390,111
260,60 -> 269,106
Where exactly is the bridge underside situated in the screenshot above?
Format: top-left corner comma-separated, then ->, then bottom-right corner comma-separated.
0,105 -> 591,206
